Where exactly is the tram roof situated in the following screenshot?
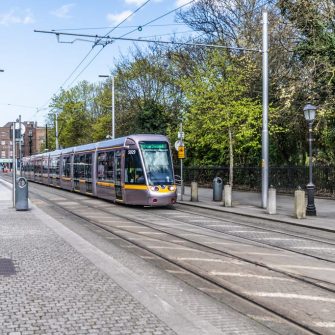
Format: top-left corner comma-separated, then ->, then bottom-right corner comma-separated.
25,134 -> 170,158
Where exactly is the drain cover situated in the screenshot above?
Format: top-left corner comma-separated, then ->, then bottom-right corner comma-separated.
0,258 -> 16,276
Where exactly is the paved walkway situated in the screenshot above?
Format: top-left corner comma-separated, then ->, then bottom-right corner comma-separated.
178,186 -> 335,233
0,179 -> 276,335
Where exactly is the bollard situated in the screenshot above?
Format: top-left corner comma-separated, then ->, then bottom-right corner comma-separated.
267,186 -> 276,214
224,184 -> 232,207
15,177 -> 29,211
213,177 -> 223,201
191,181 -> 198,202
294,188 -> 306,219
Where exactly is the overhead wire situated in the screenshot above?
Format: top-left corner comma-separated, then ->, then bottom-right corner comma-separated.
60,0 -> 197,91
38,0 -> 152,110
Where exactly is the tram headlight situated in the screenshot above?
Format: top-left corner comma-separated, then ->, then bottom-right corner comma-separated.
168,186 -> 176,191
150,186 -> 160,192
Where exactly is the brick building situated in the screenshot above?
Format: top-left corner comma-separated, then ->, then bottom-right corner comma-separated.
0,121 -> 47,170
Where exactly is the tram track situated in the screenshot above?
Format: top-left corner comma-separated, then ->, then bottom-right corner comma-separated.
20,182 -> 335,335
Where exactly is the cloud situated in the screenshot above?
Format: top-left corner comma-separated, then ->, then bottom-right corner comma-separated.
107,10 -> 133,25
0,9 -> 34,25
175,0 -> 193,6
51,4 -> 75,18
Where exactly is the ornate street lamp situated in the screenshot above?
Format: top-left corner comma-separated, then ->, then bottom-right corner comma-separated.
303,104 -> 317,216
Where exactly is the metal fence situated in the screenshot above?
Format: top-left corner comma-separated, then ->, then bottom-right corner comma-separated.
175,165 -> 335,198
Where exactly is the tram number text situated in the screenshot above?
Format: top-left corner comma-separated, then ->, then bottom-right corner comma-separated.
128,150 -> 136,155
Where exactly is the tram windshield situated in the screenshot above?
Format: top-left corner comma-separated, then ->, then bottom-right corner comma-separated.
140,142 -> 174,185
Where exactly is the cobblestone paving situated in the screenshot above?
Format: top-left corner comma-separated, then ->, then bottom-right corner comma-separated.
0,201 -> 175,335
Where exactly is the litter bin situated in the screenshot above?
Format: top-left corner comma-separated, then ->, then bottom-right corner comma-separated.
213,177 -> 223,201
15,177 -> 29,211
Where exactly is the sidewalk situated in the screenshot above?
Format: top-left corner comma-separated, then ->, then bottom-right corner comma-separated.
177,186 -> 335,233
0,179 -> 276,335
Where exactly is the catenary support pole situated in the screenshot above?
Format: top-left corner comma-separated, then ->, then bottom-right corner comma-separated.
55,114 -> 59,150
262,10 -> 269,209
12,122 -> 16,207
112,75 -> 115,139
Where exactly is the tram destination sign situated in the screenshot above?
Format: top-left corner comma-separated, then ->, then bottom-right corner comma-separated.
140,142 -> 167,150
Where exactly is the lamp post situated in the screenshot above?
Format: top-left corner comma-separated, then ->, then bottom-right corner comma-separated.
303,103 -> 317,216
28,129 -> 33,156
99,74 -> 115,139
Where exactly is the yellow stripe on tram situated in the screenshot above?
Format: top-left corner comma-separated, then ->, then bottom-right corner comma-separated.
96,181 -> 115,188
124,184 -> 148,190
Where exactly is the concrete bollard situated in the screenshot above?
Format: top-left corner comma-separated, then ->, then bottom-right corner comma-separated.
294,188 -> 306,219
224,184 -> 232,207
267,187 -> 276,214
191,181 -> 198,202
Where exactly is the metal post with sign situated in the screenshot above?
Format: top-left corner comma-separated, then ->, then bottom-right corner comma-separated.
175,123 -> 185,201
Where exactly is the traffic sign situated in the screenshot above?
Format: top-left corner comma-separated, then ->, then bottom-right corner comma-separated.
178,131 -> 184,140
178,146 -> 185,159
175,140 -> 183,151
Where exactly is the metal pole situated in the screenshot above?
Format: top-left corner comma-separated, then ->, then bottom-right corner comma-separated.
12,122 -> 16,207
112,75 -> 115,139
180,122 -> 184,201
306,122 -> 316,215
45,124 -> 48,150
19,115 -> 22,175
55,114 -> 59,150
261,10 -> 269,208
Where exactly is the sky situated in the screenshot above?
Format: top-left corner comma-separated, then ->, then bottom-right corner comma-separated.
0,0 -> 195,128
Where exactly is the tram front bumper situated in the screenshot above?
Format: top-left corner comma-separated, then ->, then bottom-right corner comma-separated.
147,186 -> 177,206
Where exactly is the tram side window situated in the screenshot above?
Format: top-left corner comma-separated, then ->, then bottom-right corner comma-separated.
42,158 -> 48,175
74,155 -> 80,179
125,149 -> 144,184
50,157 -> 60,178
84,154 -> 92,179
34,160 -> 42,174
74,153 -> 92,179
97,151 -> 114,182
62,156 -> 71,177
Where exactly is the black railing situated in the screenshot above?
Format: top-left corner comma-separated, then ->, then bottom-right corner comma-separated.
174,165 -> 335,198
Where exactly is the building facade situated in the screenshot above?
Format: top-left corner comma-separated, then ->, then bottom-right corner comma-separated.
0,121 -> 47,170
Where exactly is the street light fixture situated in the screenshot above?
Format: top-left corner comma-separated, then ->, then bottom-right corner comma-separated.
303,103 -> 317,216
99,74 -> 115,139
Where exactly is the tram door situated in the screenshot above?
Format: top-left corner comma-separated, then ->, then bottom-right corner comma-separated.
114,150 -> 123,200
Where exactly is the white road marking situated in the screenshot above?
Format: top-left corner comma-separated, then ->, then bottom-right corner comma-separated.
234,252 -> 294,257
292,246 -> 335,251
177,257 -> 242,264
228,230 -> 268,234
247,315 -> 285,323
139,232 -> 165,235
314,322 -> 335,328
166,270 -> 189,274
245,292 -> 335,302
149,246 -> 193,251
210,272 -> 294,281
115,225 -> 147,229
206,242 -> 240,245
198,287 -> 222,293
207,224 -> 237,227
278,265 -> 335,271
256,238 -> 302,241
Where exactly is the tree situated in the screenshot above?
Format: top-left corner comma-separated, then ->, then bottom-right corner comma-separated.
179,50 -> 263,186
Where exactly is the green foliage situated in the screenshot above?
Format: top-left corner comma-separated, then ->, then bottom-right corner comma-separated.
179,50 -> 263,166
